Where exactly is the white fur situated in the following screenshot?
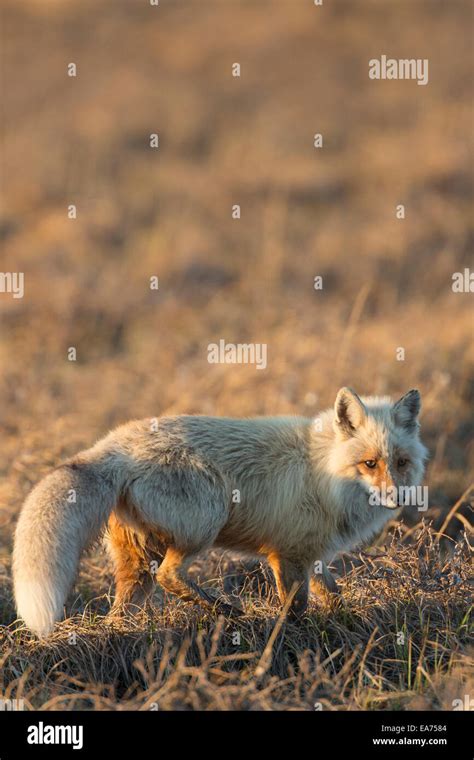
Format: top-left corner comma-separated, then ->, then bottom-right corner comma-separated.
13,388 -> 428,636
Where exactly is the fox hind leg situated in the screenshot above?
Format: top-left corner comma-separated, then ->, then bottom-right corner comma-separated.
107,514 -> 166,616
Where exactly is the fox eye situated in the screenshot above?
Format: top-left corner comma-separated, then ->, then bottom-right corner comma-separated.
398,458 -> 408,468
364,460 -> 377,469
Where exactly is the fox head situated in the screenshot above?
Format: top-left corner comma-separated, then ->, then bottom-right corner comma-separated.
330,387 -> 428,509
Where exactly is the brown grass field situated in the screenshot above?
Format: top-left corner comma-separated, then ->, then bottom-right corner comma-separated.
0,0 -> 472,711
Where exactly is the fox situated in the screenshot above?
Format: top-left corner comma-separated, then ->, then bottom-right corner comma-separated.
13,387 -> 428,637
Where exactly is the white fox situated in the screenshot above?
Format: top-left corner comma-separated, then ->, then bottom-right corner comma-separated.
13,388 -> 428,636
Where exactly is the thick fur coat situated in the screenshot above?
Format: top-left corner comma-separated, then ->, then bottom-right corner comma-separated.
13,388 -> 428,636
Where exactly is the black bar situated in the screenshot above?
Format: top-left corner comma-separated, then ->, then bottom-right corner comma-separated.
0,710 -> 471,758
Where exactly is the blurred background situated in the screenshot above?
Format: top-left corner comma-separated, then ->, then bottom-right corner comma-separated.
0,0 -> 473,550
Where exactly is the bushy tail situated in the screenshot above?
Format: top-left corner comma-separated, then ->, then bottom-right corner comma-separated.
13,456 -> 119,637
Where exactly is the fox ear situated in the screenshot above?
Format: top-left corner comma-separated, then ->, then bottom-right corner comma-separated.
393,389 -> 421,431
334,387 -> 366,437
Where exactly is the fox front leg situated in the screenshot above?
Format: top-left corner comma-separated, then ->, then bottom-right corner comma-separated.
268,554 -> 311,620
156,546 -> 243,616
310,561 -> 340,600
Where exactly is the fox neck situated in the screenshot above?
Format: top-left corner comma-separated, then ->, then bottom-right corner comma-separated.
327,476 -> 400,556
309,415 -> 400,556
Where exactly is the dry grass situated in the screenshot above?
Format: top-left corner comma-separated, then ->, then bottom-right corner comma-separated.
0,522 -> 472,711
0,0 -> 473,710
